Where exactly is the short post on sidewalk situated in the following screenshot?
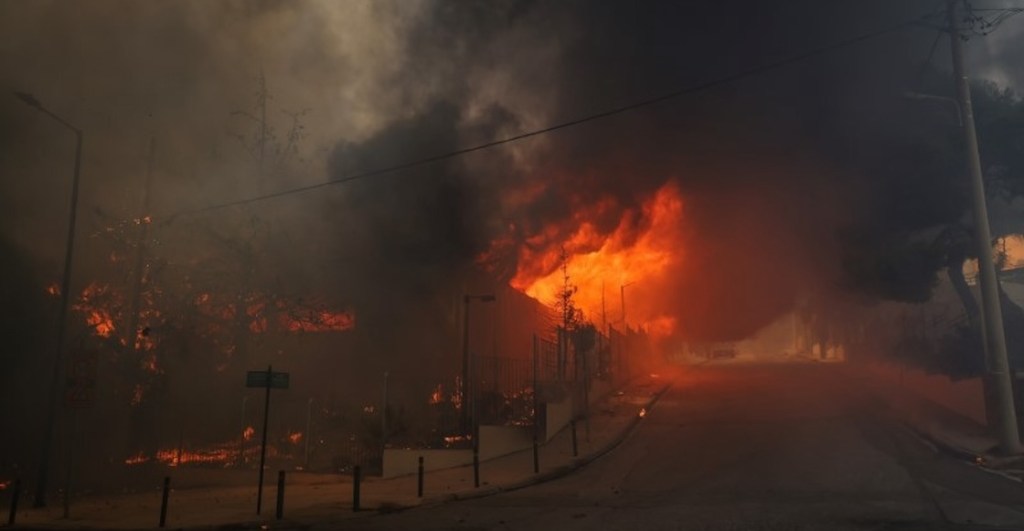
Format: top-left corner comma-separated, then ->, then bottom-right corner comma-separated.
352,465 -> 361,512
8,478 -> 21,525
275,470 -> 285,520
533,437 -> 540,474
158,476 -> 170,528
417,456 -> 424,498
472,447 -> 480,488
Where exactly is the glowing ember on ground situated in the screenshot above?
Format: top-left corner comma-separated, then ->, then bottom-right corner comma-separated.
124,452 -> 149,465
46,283 -> 60,296
288,431 -> 303,444
243,426 -> 255,441
638,407 -> 647,418
443,435 -> 470,448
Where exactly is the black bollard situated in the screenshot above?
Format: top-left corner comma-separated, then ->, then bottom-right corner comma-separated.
275,470 -> 285,520
158,476 -> 170,528
571,419 -> 578,457
533,438 -> 540,473
417,456 -> 424,498
472,448 -> 480,488
8,478 -> 21,525
352,465 -> 361,512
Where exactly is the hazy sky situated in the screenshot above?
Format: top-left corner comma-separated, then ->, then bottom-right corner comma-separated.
2,0 -> 1023,340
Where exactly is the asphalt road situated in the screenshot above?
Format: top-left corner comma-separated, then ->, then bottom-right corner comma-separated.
320,363 -> 1024,531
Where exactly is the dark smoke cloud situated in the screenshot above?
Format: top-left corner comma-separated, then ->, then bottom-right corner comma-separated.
3,0 -> 1024,483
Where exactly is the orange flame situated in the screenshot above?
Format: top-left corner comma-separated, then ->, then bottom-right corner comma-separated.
507,183 -> 685,336
86,310 -> 116,337
243,426 -> 255,441
282,310 -> 355,332
429,384 -> 444,405
287,431 -> 303,444
124,452 -> 149,465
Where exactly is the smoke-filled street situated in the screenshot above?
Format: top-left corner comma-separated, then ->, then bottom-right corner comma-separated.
338,362 -> 1024,531
4,1 -> 1024,529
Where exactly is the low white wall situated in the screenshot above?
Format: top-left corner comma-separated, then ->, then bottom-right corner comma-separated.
544,395 -> 573,442
382,448 -> 473,479
479,425 -> 533,460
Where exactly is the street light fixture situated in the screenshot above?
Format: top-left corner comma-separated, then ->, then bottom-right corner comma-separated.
460,294 -> 495,436
16,91 -> 84,508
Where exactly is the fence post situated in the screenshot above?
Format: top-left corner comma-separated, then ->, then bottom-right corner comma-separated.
417,456 -> 424,498
275,470 -> 285,520
158,476 -> 170,528
352,465 -> 361,512
7,478 -> 21,525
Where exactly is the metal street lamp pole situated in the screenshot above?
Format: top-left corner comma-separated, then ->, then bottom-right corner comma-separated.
16,92 -> 84,508
947,1 -> 1020,454
460,294 -> 495,436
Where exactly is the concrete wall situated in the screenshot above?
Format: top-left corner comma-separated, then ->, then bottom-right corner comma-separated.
383,378 -> 623,477
544,395 -> 574,442
382,448 -> 473,479
867,362 -> 986,425
479,425 -> 533,460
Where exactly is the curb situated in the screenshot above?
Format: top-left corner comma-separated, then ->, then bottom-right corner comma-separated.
419,382 -> 672,507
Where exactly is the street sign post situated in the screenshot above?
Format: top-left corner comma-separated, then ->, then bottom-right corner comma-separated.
246,370 -> 290,389
246,365 -> 289,515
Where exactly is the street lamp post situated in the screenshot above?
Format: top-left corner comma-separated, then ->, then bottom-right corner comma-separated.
460,294 -> 495,436
16,92 -> 84,508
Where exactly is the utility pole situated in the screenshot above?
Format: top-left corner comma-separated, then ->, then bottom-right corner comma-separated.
16,92 -> 84,508
948,0 -> 1020,454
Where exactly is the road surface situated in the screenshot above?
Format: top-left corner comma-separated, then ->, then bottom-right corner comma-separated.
329,363 -> 1024,530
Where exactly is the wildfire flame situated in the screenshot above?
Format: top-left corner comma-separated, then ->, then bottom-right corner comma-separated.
86,310 -> 116,337
505,183 -> 685,336
282,310 -> 355,332
429,384 -> 444,405
287,431 -> 303,444
124,452 -> 149,466
243,426 -> 255,441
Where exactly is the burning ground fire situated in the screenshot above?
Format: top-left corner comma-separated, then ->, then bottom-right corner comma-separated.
502,182 -> 685,335
123,427 -> 299,468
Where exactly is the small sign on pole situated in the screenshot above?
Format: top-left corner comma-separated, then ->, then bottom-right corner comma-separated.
246,365 -> 290,514
246,370 -> 290,389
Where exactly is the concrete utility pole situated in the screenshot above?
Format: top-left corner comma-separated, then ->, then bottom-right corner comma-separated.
948,0 -> 1020,454
16,92 -> 84,508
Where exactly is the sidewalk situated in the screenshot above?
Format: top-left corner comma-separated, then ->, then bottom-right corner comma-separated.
7,377 -> 670,530
852,364 -> 1024,479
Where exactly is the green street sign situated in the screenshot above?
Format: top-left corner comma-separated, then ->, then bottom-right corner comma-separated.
246,370 -> 290,389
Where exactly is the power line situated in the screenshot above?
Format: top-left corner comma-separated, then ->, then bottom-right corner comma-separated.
160,8 -> 944,221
